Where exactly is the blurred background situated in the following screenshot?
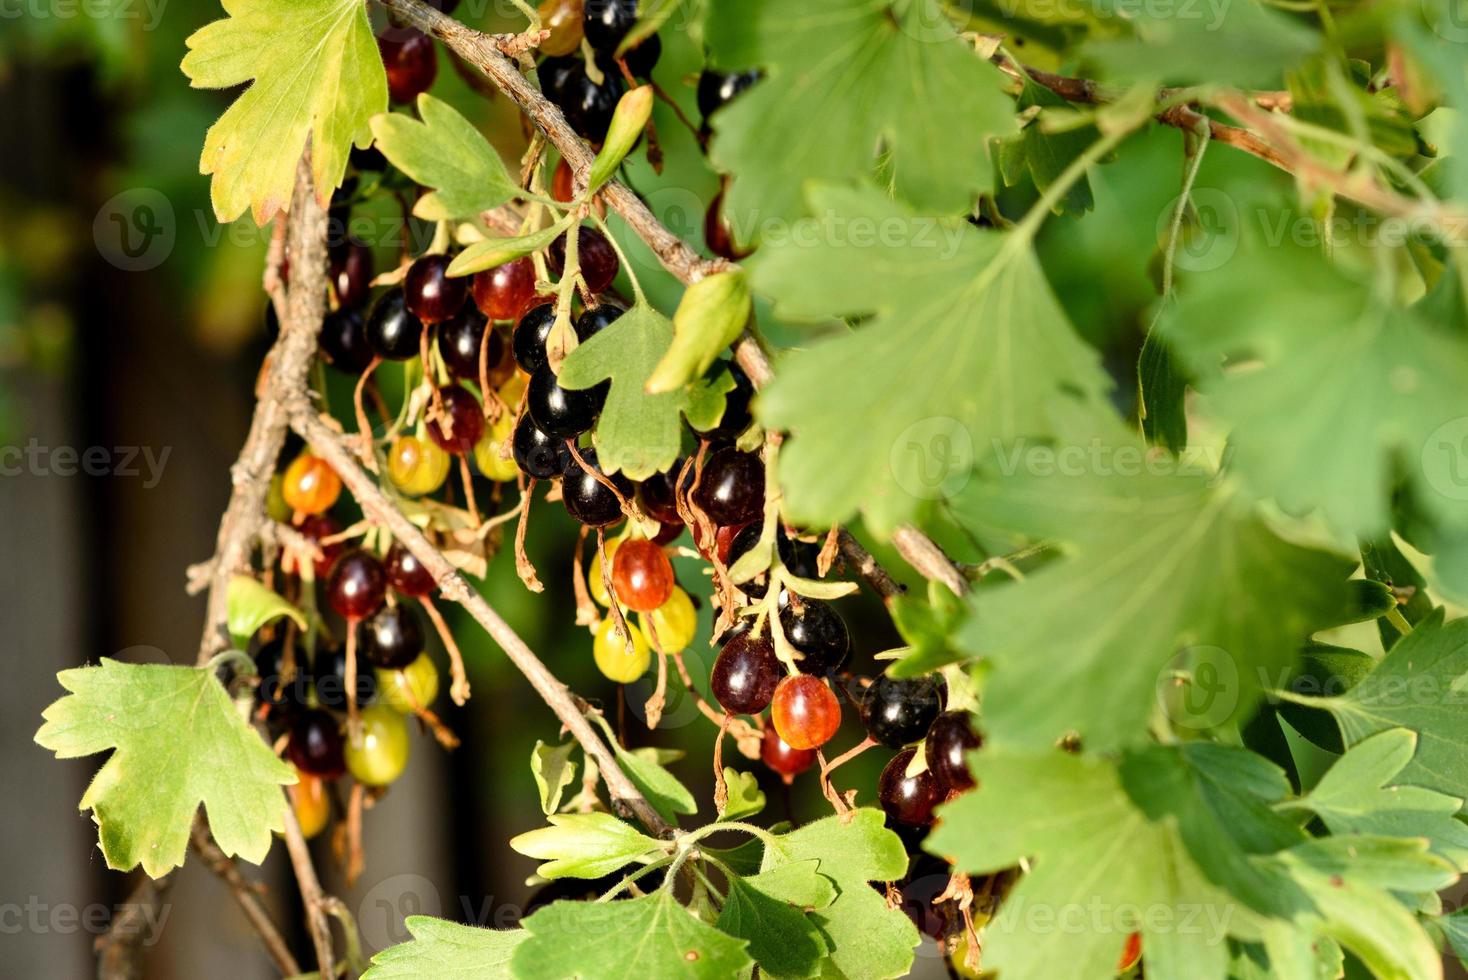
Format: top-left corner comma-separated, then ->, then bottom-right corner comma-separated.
4,0 -> 1461,977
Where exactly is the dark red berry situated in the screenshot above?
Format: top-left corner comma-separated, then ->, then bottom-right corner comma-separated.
548,227 -> 619,295
386,542 -> 435,598
472,257 -> 537,321
925,711 -> 981,792
710,625 -> 781,715
693,447 -> 764,526
405,254 -> 467,324
427,384 -> 486,455
326,551 -> 387,622
380,30 -> 438,105
288,709 -> 346,778
878,748 -> 943,827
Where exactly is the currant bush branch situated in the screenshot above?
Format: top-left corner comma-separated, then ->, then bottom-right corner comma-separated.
189,819 -> 301,977
379,0 -> 963,598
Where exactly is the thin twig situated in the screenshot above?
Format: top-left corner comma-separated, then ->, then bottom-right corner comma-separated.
189,822 -> 301,977
280,797 -> 336,975
94,874 -> 172,980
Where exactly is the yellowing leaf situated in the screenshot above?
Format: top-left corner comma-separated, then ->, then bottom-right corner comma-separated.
35,659 -> 296,877
182,0 -> 387,223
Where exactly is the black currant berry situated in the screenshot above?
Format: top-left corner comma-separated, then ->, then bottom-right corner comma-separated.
710,625 -> 781,715
404,253 -> 467,324
726,523 -> 821,598
513,414 -> 572,479
575,303 -> 624,342
320,308 -> 373,374
878,748 -> 943,828
366,290 -> 425,361
637,464 -> 686,526
693,447 -> 764,526
254,637 -> 310,713
697,69 -> 759,121
513,302 -> 556,374
623,33 -> 660,78
313,643 -> 378,711
860,675 -> 944,749
527,365 -> 604,439
561,448 -> 632,526
548,227 -> 620,295
330,237 -> 374,310
438,304 -> 494,379
779,595 -> 850,675
925,711 -> 981,792
288,709 -> 346,778
584,0 -> 636,53
360,603 -> 425,670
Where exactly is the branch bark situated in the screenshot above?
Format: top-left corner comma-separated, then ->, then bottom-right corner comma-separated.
193,154 -> 332,664
280,801 -> 336,975
289,402 -> 673,836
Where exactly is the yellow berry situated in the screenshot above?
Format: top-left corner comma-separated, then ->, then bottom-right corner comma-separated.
498,370 -> 528,408
387,434 -> 451,496
376,652 -> 440,713
473,412 -> 519,482
593,616 -> 650,683
639,586 -> 696,654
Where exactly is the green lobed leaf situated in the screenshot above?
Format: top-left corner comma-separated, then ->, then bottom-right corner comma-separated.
591,715 -> 698,823
34,659 -> 295,877
718,769 -> 766,822
752,184 -> 1112,535
560,303 -> 729,480
930,746 -> 1247,980
369,94 -> 520,223
362,917 -> 525,979
508,812 -> 663,880
998,78 -> 1097,216
181,0 -> 386,223
1313,609 -> 1468,802
226,575 -> 306,649
950,449 -> 1353,749
1165,246 -> 1468,541
511,890 -> 754,979
704,0 -> 1016,235
715,861 -> 836,979
1083,0 -> 1319,89
530,740 -> 578,816
1291,728 -> 1468,869
761,809 -> 919,979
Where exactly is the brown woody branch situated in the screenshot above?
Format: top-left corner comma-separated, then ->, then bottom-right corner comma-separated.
190,822 -> 301,977
192,155 -> 332,665
94,874 -> 172,980
379,0 -> 965,597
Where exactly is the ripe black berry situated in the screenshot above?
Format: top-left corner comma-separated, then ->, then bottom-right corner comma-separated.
697,69 -> 759,121
513,414 -> 572,479
860,675 -> 944,749
320,308 -> 373,374
527,365 -> 604,439
584,0 -> 636,53
360,603 -> 425,670
575,303 -> 624,342
561,448 -> 632,526
366,290 -> 425,361
710,625 -> 781,715
513,302 -> 556,374
925,711 -> 981,791
779,595 -> 850,674
404,253 -> 467,324
693,447 -> 764,526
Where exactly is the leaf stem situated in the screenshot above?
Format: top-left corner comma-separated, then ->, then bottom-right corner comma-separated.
1385,606 -> 1413,636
